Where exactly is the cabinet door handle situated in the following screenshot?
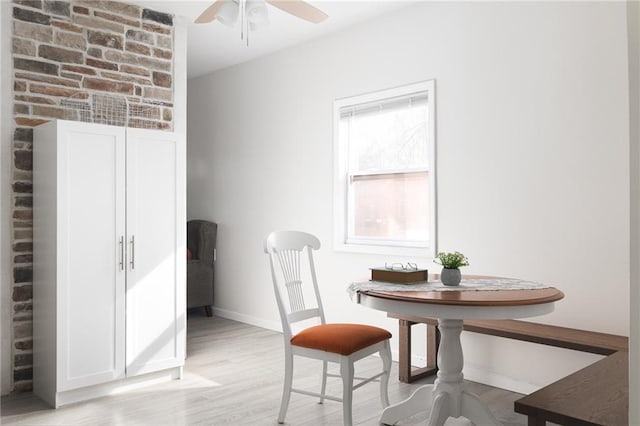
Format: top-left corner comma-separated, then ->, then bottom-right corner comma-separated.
130,236 -> 135,270
119,236 -> 124,270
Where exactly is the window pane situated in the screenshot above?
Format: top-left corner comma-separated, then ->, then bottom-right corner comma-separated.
345,100 -> 428,172
334,80 -> 436,255
349,172 -> 429,242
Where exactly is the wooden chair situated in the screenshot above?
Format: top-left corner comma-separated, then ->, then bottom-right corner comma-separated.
264,230 -> 392,426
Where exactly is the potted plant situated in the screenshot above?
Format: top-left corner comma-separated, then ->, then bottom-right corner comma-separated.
434,251 -> 469,286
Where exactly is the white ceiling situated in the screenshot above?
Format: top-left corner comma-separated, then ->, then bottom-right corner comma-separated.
134,1 -> 415,78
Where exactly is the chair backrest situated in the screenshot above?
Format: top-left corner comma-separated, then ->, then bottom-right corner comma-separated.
264,231 -> 326,340
187,220 -> 217,264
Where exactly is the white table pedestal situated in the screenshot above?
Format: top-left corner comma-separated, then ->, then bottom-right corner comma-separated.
381,319 -> 501,426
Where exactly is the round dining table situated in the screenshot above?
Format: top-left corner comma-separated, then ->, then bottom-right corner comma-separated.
354,276 -> 564,426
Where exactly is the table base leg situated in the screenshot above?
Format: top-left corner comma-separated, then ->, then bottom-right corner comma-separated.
380,384 -> 435,425
380,318 -> 502,426
380,386 -> 501,426
427,391 -> 449,426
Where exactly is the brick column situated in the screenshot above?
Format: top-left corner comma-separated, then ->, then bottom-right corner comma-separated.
10,0 -> 176,392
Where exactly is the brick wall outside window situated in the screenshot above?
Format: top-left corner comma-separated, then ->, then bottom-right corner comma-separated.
10,0 -> 175,392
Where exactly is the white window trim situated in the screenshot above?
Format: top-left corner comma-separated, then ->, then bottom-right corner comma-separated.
333,80 -> 437,257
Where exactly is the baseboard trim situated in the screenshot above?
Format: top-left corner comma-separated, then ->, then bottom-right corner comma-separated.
463,365 -> 540,395
394,353 -> 539,394
211,306 -> 282,333
41,367 -> 182,408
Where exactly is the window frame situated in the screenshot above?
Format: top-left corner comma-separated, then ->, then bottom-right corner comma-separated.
333,80 -> 437,257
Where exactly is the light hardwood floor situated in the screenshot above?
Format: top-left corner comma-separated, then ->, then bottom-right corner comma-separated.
1,312 -> 529,425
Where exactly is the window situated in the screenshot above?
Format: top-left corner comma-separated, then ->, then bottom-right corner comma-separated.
333,80 -> 436,256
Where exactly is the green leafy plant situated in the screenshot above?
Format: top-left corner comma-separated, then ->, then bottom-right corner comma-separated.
434,251 -> 469,269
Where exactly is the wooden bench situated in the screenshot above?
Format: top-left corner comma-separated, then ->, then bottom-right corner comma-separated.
514,350 -> 628,426
388,313 -> 629,425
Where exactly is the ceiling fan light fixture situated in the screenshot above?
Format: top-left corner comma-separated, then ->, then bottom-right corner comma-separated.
216,0 -> 239,27
194,0 -> 327,47
246,0 -> 269,29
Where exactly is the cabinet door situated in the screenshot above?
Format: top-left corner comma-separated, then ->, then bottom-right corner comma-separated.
57,121 -> 126,391
125,128 -> 186,376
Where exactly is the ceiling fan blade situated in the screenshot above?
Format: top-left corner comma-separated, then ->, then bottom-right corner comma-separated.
194,0 -> 225,24
266,0 -> 328,24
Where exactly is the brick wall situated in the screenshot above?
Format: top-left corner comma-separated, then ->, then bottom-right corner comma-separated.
10,0 -> 175,392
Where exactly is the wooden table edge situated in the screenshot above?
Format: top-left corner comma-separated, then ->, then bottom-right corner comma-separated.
360,288 -> 564,307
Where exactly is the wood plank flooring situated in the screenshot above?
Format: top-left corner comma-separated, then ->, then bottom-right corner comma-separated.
2,312 -> 529,425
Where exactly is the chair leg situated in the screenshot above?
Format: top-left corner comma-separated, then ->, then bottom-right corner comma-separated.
379,341 -> 392,408
278,352 -> 294,424
204,305 -> 212,317
319,360 -> 328,404
340,358 -> 354,426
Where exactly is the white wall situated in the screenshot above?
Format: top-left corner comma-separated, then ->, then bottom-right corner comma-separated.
1,0 -> 14,396
628,0 -> 639,422
187,2 -> 630,393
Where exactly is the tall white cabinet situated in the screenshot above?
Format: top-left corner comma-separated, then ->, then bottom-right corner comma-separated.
33,120 -> 186,407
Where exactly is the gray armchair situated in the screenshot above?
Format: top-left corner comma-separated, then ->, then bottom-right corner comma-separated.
187,220 -> 217,317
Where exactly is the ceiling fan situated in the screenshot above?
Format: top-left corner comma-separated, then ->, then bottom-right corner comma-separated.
195,0 -> 328,44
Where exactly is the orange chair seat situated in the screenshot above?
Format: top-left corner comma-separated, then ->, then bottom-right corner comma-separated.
290,323 -> 391,356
